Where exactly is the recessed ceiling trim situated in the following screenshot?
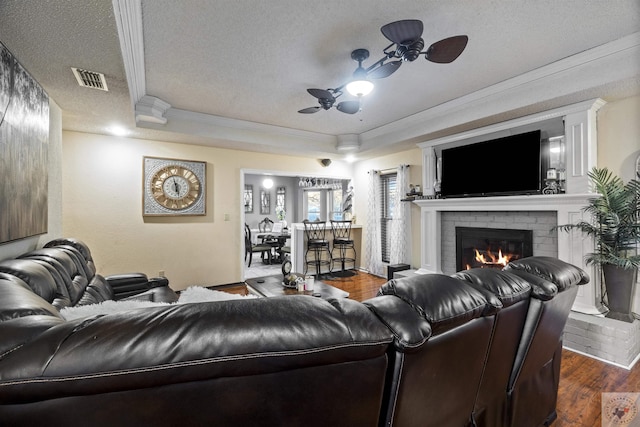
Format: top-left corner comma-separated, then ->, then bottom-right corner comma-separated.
359,31 -> 640,150
112,0 -> 145,105
71,67 -> 108,91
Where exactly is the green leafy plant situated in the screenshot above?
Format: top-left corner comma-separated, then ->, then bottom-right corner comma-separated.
556,167 -> 640,270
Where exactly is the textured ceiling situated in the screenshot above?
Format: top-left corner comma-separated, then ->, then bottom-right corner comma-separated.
0,0 -> 638,159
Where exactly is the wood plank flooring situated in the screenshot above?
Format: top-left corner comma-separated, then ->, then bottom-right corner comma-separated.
222,271 -> 639,426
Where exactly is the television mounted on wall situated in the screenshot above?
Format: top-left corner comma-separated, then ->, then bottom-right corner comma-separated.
440,130 -> 542,198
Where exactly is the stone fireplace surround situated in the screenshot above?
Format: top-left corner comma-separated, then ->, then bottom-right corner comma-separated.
442,211 -> 552,275
413,99 -> 640,368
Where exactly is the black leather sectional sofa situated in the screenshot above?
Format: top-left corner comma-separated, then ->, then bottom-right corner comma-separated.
0,238 -> 588,426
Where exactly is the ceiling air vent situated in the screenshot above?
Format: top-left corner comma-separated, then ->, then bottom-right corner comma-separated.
71,67 -> 108,91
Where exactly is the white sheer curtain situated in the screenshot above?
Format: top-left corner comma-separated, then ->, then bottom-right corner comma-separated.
389,164 -> 411,265
364,170 -> 384,277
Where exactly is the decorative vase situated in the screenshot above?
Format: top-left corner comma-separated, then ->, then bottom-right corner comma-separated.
602,264 -> 638,323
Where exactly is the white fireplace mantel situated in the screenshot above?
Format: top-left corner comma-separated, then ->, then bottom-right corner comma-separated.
414,99 -> 606,315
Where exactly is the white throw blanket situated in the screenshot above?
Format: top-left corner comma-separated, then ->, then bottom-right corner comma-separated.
60,286 -> 255,321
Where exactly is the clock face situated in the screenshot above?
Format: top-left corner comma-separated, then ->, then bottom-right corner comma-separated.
143,157 -> 206,216
151,165 -> 201,210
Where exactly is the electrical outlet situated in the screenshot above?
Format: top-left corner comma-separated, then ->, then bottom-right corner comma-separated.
224,213 -> 230,221
159,270 -> 165,277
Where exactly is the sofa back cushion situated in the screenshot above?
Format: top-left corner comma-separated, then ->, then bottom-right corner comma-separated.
378,273 -> 492,336
44,238 -> 97,278
504,256 -> 589,297
0,277 -> 62,322
0,259 -> 69,309
20,248 -> 90,306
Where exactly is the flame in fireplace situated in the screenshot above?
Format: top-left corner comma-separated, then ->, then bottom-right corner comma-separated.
470,248 -> 513,269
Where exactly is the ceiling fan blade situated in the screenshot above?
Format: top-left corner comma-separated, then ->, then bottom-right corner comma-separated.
425,35 -> 469,64
307,88 -> 335,101
298,106 -> 321,114
336,101 -> 360,114
381,19 -> 423,46
368,61 -> 402,79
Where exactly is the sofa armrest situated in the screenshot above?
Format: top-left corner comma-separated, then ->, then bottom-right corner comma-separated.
105,273 -> 149,300
148,277 -> 169,288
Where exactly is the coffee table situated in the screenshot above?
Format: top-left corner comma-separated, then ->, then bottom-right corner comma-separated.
245,274 -> 349,299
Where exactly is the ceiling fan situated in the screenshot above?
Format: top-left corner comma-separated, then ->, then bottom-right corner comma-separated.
298,88 -> 361,115
298,19 -> 468,115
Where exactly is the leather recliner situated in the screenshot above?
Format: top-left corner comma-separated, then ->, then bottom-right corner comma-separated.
364,256 -> 587,427
502,256 -> 589,427
453,268 -> 533,426
42,237 -> 174,301
364,273 -> 499,427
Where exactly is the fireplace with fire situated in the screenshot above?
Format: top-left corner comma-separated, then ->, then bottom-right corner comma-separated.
456,227 -> 533,271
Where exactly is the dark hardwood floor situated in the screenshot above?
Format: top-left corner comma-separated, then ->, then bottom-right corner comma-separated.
224,271 -> 639,426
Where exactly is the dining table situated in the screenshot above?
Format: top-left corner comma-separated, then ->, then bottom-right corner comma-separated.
256,231 -> 291,264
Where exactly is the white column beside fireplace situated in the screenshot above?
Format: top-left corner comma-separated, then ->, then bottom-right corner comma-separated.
415,99 -> 607,315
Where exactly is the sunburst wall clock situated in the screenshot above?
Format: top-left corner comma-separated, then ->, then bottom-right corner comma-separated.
143,156 -> 206,216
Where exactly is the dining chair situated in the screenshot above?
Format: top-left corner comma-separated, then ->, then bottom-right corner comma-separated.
258,217 -> 274,233
244,224 -> 272,267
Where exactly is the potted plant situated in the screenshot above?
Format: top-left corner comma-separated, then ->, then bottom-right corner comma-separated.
556,167 -> 640,322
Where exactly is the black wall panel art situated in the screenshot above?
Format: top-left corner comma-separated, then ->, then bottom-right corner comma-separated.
0,42 -> 49,243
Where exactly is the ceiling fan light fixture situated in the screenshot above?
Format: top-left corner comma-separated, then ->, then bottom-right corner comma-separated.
346,49 -> 374,97
346,68 -> 374,97
346,79 -> 374,97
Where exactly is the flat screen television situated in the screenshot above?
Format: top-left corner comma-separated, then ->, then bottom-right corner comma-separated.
440,130 -> 542,198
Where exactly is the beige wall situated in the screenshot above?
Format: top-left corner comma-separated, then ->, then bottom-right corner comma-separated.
597,95 -> 640,182
61,131 -> 352,290
50,95 -> 640,292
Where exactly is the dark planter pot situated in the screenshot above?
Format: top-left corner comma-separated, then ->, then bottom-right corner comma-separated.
603,264 -> 638,323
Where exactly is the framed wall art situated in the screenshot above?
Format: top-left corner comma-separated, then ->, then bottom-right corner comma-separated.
260,189 -> 270,215
0,42 -> 50,243
143,156 -> 206,216
244,184 -> 253,213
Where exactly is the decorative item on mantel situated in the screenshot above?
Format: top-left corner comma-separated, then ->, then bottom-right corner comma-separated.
401,184 -> 423,201
555,167 -> 640,322
542,167 -> 566,194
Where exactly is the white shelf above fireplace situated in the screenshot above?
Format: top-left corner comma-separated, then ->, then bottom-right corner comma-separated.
413,193 -> 592,212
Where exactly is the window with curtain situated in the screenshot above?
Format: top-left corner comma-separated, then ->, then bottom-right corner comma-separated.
380,172 -> 397,263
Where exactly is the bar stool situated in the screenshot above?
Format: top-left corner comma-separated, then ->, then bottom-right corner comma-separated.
303,219 -> 332,278
330,219 -> 356,277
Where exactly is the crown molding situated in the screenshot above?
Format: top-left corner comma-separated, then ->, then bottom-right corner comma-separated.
137,107 -> 337,153
115,7 -> 638,156
359,32 -> 640,150
417,98 -> 606,148
135,95 -> 171,124
112,0 -> 146,106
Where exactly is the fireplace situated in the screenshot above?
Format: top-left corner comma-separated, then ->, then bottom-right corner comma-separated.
456,227 -> 533,271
